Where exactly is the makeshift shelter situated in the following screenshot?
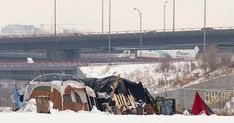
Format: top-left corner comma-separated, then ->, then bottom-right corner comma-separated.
23,73 -> 96,113
191,91 -> 214,115
81,75 -> 155,114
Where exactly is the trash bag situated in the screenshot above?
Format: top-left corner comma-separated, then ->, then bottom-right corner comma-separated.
155,98 -> 175,115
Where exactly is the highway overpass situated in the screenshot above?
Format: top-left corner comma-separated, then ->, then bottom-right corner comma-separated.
0,28 -> 234,60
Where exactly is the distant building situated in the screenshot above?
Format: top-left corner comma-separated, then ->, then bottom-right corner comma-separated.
1,24 -> 43,35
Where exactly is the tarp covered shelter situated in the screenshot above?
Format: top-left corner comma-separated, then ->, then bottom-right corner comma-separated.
191,91 -> 214,115
81,75 -> 155,114
23,73 -> 96,112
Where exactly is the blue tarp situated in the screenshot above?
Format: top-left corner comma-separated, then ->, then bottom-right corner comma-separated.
13,84 -> 22,109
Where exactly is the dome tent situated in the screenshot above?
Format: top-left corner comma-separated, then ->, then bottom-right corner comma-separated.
23,73 -> 96,113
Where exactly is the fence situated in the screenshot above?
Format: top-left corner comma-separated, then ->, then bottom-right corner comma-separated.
159,88 -> 234,115
0,80 -> 27,108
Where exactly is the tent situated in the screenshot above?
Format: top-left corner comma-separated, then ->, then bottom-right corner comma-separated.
22,73 -> 96,112
81,75 -> 155,114
191,91 -> 214,115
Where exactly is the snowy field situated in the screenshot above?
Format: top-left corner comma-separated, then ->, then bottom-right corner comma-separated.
0,111 -> 234,123
0,100 -> 231,123
2,100 -> 231,123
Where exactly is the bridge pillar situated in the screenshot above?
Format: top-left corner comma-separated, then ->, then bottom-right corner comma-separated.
46,49 -> 80,61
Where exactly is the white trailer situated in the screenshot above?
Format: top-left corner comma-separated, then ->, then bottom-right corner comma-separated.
119,46 -> 199,60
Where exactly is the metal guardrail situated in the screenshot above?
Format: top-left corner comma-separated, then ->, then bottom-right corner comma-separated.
0,26 -> 234,39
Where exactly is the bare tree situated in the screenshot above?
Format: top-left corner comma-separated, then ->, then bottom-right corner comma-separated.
219,53 -> 232,67
201,45 -> 218,72
159,59 -> 170,85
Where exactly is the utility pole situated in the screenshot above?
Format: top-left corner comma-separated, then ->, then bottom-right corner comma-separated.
203,0 -> 206,52
54,0 -> 57,36
173,0 -> 175,31
108,0 -> 111,65
164,1 -> 168,32
133,8 -> 142,61
102,0 -> 104,34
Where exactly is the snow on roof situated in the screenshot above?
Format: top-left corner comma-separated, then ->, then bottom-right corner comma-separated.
28,73 -> 85,87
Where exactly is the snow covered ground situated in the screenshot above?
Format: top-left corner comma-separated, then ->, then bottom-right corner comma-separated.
0,111 -> 234,123
80,62 -> 203,94
1,99 -> 234,123
3,99 -> 231,123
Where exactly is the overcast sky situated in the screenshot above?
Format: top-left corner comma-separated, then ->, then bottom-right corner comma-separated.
0,0 -> 234,32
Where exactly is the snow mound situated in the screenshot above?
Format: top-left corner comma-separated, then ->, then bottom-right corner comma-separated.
0,107 -> 11,112
183,110 -> 191,115
90,106 -> 102,113
19,99 -> 37,113
19,99 -> 60,113
225,97 -> 234,115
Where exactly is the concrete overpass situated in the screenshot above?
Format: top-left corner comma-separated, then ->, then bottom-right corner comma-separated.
0,28 -> 234,60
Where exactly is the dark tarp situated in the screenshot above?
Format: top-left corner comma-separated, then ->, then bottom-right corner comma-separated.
81,76 -> 155,112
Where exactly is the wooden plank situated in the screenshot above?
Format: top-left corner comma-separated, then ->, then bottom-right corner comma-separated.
116,94 -> 123,106
108,75 -> 121,101
128,95 -> 136,109
113,94 -> 121,108
121,94 -> 128,106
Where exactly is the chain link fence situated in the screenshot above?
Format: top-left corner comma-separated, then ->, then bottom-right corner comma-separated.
0,80 -> 27,108
159,88 -> 234,115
